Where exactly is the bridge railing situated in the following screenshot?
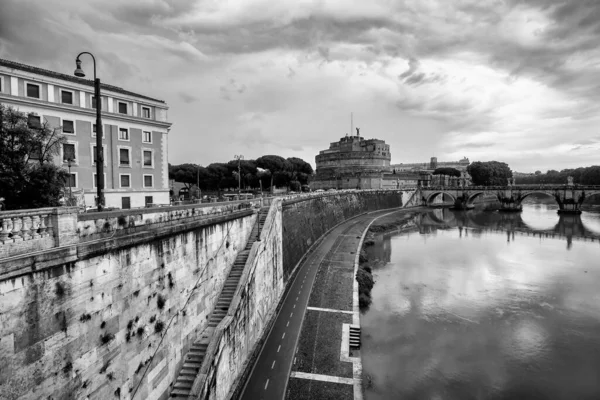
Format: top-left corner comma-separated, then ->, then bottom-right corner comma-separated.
422,185 -> 600,191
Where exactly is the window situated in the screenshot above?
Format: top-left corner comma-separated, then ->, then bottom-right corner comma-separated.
92,96 -> 98,109
0,76 -> 3,92
62,119 -> 75,134
61,90 -> 73,104
118,102 -> 128,114
26,83 -> 40,98
118,128 -> 129,140
28,115 -> 41,129
63,143 -> 76,162
145,196 -> 153,207
142,107 -> 151,119
143,150 -> 153,167
119,148 -> 131,166
143,131 -> 152,143
122,197 -> 131,209
66,173 -> 77,188
120,174 -> 131,188
143,175 -> 153,188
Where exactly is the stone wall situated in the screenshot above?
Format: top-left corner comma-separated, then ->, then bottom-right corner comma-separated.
281,190 -> 411,281
192,199 -> 284,399
0,210 -> 256,400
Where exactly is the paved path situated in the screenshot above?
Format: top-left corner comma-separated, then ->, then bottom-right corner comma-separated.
239,209 -> 395,400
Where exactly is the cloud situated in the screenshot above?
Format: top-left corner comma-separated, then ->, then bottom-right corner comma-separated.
1,0 -> 600,172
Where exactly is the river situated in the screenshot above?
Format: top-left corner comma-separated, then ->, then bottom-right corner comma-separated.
361,203 -> 600,400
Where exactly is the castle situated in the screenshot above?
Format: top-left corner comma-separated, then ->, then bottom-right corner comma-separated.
311,131 -> 470,190
312,131 -> 391,190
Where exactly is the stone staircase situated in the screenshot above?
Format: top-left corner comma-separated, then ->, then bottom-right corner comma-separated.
349,325 -> 361,349
170,209 -> 267,398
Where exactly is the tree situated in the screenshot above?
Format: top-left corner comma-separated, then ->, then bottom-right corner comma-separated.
0,104 -> 69,209
432,167 -> 461,177
169,163 -> 205,189
581,166 -> 600,185
534,170 -> 542,175
467,161 -> 512,186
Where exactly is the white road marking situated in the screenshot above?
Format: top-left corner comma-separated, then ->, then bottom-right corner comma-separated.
264,379 -> 269,390
306,306 -> 354,315
296,296 -> 298,301
272,360 -> 276,369
290,371 -> 354,385
286,321 -> 289,327
277,345 -> 281,352
282,332 -> 286,339
293,304 -> 296,309
290,312 -> 293,318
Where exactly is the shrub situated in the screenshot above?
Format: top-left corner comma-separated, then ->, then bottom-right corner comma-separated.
80,313 -> 92,322
154,320 -> 164,333
157,294 -> 165,310
100,332 -> 115,345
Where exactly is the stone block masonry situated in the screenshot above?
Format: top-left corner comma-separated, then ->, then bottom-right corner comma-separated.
0,208 -> 257,400
282,190 -> 413,282
191,199 -> 284,400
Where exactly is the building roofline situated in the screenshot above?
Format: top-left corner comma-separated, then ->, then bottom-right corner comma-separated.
0,58 -> 166,104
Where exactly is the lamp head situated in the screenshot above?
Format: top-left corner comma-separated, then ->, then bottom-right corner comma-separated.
74,59 -> 85,77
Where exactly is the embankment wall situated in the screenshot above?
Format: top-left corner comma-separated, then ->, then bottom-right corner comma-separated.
281,190 -> 412,281
0,211 -> 256,400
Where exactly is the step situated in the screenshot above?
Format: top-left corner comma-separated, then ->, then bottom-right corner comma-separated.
182,361 -> 201,370
186,354 -> 204,362
191,343 -> 208,350
171,388 -> 191,397
179,368 -> 198,377
188,348 -> 206,356
174,381 -> 193,390
177,375 -> 196,384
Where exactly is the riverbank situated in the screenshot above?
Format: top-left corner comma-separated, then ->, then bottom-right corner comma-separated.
286,207 -> 422,400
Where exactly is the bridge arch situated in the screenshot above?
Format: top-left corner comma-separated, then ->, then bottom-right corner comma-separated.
465,191 -> 490,206
425,191 -> 456,206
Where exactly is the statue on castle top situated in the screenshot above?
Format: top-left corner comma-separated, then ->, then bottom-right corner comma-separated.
356,127 -> 360,136
568,176 -> 574,186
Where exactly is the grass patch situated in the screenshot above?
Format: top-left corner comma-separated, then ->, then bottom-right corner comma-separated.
287,377 -> 354,400
294,311 -> 353,378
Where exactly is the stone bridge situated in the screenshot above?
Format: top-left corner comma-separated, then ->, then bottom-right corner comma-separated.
420,185 -> 600,213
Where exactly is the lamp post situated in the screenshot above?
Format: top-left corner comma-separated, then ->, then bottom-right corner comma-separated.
74,52 -> 104,212
234,155 -> 244,199
66,158 -> 73,203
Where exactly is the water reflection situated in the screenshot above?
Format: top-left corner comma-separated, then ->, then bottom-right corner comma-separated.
362,206 -> 600,400
416,205 -> 600,250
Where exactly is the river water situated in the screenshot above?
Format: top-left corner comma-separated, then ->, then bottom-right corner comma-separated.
361,203 -> 600,400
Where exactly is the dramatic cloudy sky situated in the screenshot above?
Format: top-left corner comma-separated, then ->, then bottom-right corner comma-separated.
1,0 -> 600,172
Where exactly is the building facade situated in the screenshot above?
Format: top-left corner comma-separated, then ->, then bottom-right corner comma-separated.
0,58 -> 171,209
312,134 -> 391,189
391,156 -> 470,173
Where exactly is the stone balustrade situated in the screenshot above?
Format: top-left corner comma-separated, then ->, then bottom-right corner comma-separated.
0,207 -> 61,259
0,208 -> 54,243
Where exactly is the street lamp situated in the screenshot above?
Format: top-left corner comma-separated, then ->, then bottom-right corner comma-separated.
234,155 -> 244,199
66,158 -> 73,203
74,52 -> 104,212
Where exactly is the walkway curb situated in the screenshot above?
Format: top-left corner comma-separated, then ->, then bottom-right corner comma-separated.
351,209 -> 402,400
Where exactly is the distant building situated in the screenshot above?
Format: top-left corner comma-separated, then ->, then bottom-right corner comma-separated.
0,58 -> 171,209
391,156 -> 470,173
312,132 -> 391,190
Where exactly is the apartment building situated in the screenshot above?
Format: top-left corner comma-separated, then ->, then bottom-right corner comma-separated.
0,58 -> 171,209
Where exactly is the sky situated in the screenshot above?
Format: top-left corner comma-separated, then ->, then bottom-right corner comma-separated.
1,0 -> 600,173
